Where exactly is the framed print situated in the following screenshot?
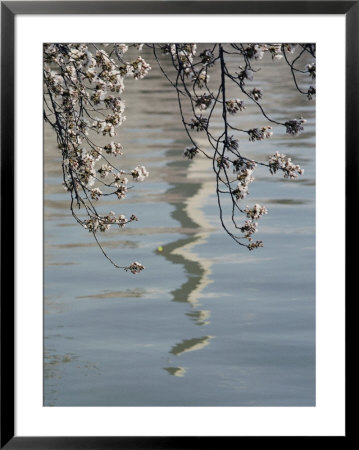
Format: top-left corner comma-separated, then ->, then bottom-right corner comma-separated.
1,1 -> 353,447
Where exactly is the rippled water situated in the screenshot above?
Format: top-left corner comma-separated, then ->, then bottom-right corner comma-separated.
44,45 -> 315,406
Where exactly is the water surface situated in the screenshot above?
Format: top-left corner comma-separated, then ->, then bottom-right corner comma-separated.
44,45 -> 315,406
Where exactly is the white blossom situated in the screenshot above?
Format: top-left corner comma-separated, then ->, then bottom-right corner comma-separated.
248,126 -> 272,141
131,165 -> 149,182
90,187 -> 103,200
244,204 -> 268,220
305,63 -> 316,79
126,261 -> 145,274
269,152 -> 304,179
226,99 -> 245,114
285,117 -> 306,135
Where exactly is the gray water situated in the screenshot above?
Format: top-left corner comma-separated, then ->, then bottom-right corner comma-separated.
44,45 -> 315,406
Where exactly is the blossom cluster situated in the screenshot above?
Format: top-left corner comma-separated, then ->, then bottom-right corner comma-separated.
184,146 -> 199,159
248,241 -> 264,251
226,99 -> 246,114
190,116 -> 208,132
250,88 -> 263,101
240,220 -> 258,239
199,48 -> 216,65
244,204 -> 268,220
158,43 -> 314,253
192,70 -> 210,88
285,118 -> 307,136
83,211 -> 130,233
124,56 -> 151,80
161,43 -> 214,89
125,262 -> 145,274
232,160 -> 256,201
240,206 -> 267,244
307,86 -> 316,100
195,94 -> 213,111
306,63 -> 316,80
227,136 -> 239,151
115,175 -> 128,200
238,68 -> 254,84
131,166 -> 150,182
104,141 -> 123,156
44,43 -> 151,272
248,126 -> 273,142
243,44 -> 286,61
161,43 -> 197,74
90,187 -> 103,200
269,152 -> 304,179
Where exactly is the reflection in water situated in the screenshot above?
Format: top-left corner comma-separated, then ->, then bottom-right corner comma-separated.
44,350 -> 79,379
51,239 -> 138,249
76,288 -> 144,299
186,309 -> 211,326
163,367 -> 187,377
169,336 -> 213,356
44,349 -> 78,406
161,156 -> 216,375
44,347 -> 100,406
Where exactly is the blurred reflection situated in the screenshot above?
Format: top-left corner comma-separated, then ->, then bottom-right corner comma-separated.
186,309 -> 211,326
160,156 -> 216,375
76,288 -> 144,299
163,367 -> 187,377
169,336 -> 213,356
44,346 -> 100,406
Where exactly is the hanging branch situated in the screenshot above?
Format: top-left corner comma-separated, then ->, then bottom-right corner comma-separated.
44,42 -> 316,272
152,43 -> 315,250
43,43 -> 151,273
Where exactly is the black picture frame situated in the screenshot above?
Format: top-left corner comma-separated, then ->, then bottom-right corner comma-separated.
1,1 -> 354,447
